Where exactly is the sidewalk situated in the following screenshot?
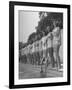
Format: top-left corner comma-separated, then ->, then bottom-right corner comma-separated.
19,63 -> 63,79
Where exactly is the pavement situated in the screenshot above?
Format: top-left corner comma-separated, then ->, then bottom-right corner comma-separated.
19,63 -> 63,79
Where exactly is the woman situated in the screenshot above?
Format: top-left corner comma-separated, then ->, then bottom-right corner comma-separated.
46,32 -> 55,68
52,26 -> 61,70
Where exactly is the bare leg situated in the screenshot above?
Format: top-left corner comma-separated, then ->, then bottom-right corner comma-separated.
49,48 -> 55,68
45,62 -> 48,73
54,45 -> 61,70
56,45 -> 61,69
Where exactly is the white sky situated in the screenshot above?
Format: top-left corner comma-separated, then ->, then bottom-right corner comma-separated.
19,11 -> 39,43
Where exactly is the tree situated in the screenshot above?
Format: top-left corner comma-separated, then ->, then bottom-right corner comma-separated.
46,12 -> 63,29
19,42 -> 28,50
19,42 -> 24,50
27,32 -> 37,44
36,12 -> 63,37
36,15 -> 54,36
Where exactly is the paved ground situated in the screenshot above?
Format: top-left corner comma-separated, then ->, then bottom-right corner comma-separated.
19,63 -> 63,79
